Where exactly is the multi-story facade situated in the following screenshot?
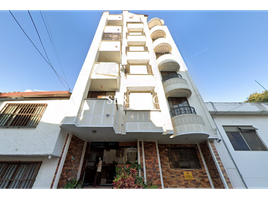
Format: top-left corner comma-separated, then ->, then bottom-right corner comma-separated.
1,11 -> 259,189
58,11 -> 233,189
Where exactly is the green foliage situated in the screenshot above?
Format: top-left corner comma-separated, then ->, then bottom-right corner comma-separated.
245,91 -> 268,103
113,162 -> 158,189
64,178 -> 81,189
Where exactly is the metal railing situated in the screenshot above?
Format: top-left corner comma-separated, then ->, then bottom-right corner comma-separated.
155,52 -> 171,59
162,73 -> 182,82
170,106 -> 196,118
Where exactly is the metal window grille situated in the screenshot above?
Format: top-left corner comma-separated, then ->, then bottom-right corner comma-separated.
0,162 -> 41,189
168,147 -> 201,169
169,106 -> 196,118
0,103 -> 47,128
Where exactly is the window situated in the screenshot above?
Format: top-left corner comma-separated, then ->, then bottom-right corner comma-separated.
0,162 -> 41,189
224,126 -> 267,151
87,91 -> 115,99
0,103 -> 47,128
168,97 -> 189,109
168,147 -> 201,169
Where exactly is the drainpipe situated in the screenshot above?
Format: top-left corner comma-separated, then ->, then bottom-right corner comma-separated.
208,102 -> 248,188
155,141 -> 164,189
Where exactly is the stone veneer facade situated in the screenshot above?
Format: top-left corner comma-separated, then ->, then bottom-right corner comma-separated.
138,141 -> 230,188
57,135 -> 85,188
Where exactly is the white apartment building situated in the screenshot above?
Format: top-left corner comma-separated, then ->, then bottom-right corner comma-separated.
2,11 -> 264,189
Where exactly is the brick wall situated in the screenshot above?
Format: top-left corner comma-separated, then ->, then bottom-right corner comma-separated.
159,144 -> 211,188
143,142 -> 162,188
209,141 -> 233,188
57,135 -> 85,188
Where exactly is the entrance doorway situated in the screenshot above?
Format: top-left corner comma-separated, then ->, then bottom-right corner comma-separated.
83,142 -> 137,186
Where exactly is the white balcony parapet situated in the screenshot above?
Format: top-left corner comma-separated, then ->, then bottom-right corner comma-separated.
127,35 -> 146,46
163,76 -> 192,98
150,25 -> 166,40
125,110 -> 163,133
148,18 -> 164,29
127,23 -> 144,32
157,54 -> 180,72
126,51 -> 150,64
153,38 -> 172,53
170,113 -> 209,143
107,15 -> 123,25
78,99 -> 117,127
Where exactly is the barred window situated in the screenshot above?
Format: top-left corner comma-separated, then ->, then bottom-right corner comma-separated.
168,147 -> 201,169
0,103 -> 47,128
0,162 -> 41,189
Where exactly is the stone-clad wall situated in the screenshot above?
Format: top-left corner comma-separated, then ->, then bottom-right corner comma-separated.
57,135 -> 85,188
143,142 -> 162,188
158,144 -> 211,188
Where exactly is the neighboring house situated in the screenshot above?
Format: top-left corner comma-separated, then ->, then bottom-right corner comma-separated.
205,102 -> 268,189
0,91 -> 71,188
1,11 -> 264,189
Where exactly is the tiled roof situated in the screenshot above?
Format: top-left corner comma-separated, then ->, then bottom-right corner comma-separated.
0,91 -> 71,98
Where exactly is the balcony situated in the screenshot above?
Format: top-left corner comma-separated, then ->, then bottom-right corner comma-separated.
157,54 -> 180,72
126,47 -> 150,64
153,38 -> 172,53
89,62 -> 119,91
61,99 -> 118,141
148,18 -> 164,29
162,74 -> 192,98
169,106 -> 210,143
150,25 -> 166,40
125,110 -> 163,133
127,34 -> 146,46
127,22 -> 144,32
98,41 -> 121,62
107,15 -> 123,25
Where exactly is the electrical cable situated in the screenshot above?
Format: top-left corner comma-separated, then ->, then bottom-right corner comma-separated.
9,10 -> 67,89
27,10 -> 70,91
40,11 -> 71,91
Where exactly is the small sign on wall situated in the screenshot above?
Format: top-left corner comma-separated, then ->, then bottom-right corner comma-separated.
184,171 -> 193,180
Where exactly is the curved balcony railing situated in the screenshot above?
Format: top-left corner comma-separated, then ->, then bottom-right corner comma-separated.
162,73 -> 182,82
170,106 -> 196,118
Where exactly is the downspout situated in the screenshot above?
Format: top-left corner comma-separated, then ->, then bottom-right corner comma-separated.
208,102 -> 248,188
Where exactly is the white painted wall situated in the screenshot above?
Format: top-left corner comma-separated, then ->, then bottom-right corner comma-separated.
0,98 -> 70,189
0,100 -> 69,156
206,102 -> 268,188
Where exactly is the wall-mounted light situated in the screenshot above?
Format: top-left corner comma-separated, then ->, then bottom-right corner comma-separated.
216,138 -> 222,143
92,130 -> 97,134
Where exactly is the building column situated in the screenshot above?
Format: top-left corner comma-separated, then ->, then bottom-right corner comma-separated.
142,141 -> 162,188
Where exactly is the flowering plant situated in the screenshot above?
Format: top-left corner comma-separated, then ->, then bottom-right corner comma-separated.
113,162 -> 145,189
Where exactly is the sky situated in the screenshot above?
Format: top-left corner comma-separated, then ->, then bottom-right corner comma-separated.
1,6 -> 268,102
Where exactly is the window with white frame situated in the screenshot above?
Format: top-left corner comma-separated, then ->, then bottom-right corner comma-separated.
223,126 -> 267,151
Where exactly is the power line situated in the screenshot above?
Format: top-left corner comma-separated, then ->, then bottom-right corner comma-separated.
40,11 -> 71,91
27,10 -> 70,91
9,10 -> 69,91
28,11 -> 52,66
255,80 -> 268,92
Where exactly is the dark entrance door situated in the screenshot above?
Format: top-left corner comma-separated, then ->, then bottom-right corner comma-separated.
83,142 -> 118,186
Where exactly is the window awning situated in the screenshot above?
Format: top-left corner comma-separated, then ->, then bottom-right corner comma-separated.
238,126 -> 258,131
